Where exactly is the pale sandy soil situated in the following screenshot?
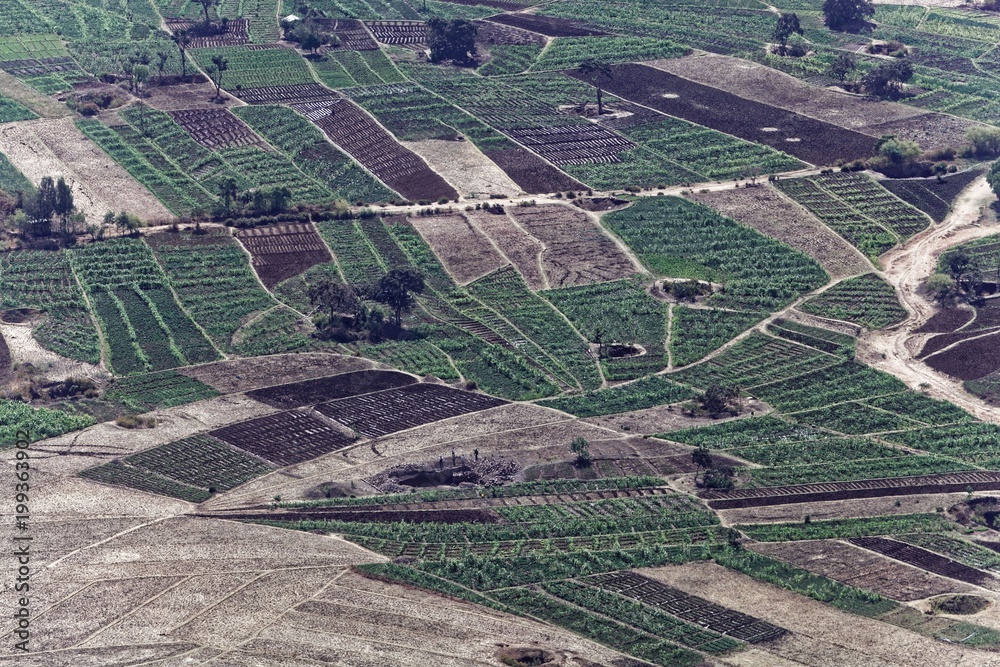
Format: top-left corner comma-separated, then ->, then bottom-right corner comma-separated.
718,491 -> 970,524
643,561 -> 1000,666
143,80 -> 239,111
0,71 -> 72,119
401,139 -> 521,197
860,175 -> 1000,420
0,320 -> 105,382
690,186 -> 872,279
179,352 -> 376,393
0,118 -> 172,222
0,645 -> 203,666
408,213 -> 508,284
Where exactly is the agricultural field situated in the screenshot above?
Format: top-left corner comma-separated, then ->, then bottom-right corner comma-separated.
12,0 -> 1000,664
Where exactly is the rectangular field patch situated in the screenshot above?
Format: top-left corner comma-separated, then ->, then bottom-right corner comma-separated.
211,409 -> 356,466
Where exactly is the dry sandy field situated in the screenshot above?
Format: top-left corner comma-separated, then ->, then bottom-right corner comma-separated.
0,118 -> 172,222
401,139 -> 521,197
465,208 -> 548,289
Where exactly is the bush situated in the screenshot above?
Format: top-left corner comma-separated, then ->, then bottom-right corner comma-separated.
966,126 -> 1000,158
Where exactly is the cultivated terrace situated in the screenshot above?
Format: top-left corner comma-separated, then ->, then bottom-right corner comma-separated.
8,0 -> 1000,665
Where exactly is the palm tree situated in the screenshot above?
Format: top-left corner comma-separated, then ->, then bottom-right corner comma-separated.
578,59 -> 612,115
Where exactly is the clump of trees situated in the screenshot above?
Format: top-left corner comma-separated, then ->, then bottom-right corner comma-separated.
214,179 -> 293,218
6,176 -> 86,243
570,437 -> 591,467
823,0 -> 875,30
926,249 -> 996,303
308,267 -> 426,342
692,447 -> 735,490
860,59 -> 913,98
428,18 -> 478,65
684,384 -> 741,418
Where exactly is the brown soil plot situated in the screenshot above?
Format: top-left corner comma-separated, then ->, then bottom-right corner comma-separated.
408,213 -> 508,284
246,369 -> 417,409
751,540 -> 969,601
237,223 -> 333,288
465,208 -> 547,290
509,204 -> 639,287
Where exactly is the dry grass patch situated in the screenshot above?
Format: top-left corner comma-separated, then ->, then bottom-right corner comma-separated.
408,213 -> 508,284
401,139 -> 521,197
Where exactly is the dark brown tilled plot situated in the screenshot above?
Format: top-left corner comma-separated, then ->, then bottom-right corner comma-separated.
247,370 -> 417,409
702,471 -> 1000,509
315,383 -> 508,437
237,223 -> 333,288
848,537 -> 997,588
485,13 -> 608,37
586,571 -> 787,643
211,409 -> 355,466
505,125 -> 635,165
238,83 -> 340,105
169,108 -> 263,150
485,146 -> 585,194
365,21 -> 430,45
573,64 -> 877,165
312,19 -> 379,50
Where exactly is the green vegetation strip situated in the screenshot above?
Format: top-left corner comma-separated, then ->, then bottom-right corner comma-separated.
538,375 -> 696,417
737,514 -> 955,542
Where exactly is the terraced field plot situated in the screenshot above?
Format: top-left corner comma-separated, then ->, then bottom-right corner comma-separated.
247,369 -> 417,409
237,223 -> 333,288
168,108 -> 264,150
315,383 -> 507,437
164,18 -> 250,47
211,409 -> 355,466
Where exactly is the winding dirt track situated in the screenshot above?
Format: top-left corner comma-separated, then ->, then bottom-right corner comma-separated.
858,175 -> 1000,421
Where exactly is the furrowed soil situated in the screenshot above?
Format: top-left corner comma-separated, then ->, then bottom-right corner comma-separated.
401,139 -> 521,197
643,562 -> 1000,666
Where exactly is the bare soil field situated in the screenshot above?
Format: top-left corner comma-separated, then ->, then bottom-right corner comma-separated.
690,187 -> 872,279
0,118 -> 172,222
866,113 -> 987,154
236,223 -> 333,288
179,352 -> 376,393
484,145 -> 586,194
582,401 -> 770,434
247,369 -> 417,408
509,204 -> 640,287
408,213 -> 509,284
465,208 -> 547,289
144,78 -> 232,111
0,644 -> 203,666
579,64 -> 879,165
751,540 -> 971,601
717,491 -> 970,525
643,561 -> 1000,666
650,55 -> 926,130
401,139 -> 521,197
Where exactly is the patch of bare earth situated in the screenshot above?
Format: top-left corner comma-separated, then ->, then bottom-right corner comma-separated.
401,139 -> 521,197
643,561 -> 1000,666
649,54 -> 923,128
718,492 -> 970,525
408,213 -> 508,284
510,204 -> 641,287
750,540 -> 970,601
143,79 -> 238,112
690,186 -> 872,279
179,352 -> 376,394
466,208 -> 547,289
865,113 -> 988,155
0,118 -> 172,222
0,320 -> 105,383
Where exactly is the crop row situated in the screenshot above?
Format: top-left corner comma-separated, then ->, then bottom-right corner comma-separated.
104,370 -> 220,414
766,318 -> 855,354
0,250 -> 101,364
799,273 -> 908,330
539,375 -> 695,418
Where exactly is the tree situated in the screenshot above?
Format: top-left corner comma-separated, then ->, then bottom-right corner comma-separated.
700,384 -> 740,416
860,59 -> 912,97
217,177 -> 239,214
772,12 -> 802,56
269,185 -> 291,213
55,177 -> 74,237
822,0 -> 875,30
171,30 -> 191,79
989,159 -> 1000,199
195,0 -> 219,25
570,436 -> 591,467
578,59 -> 613,115
308,280 -> 360,322
208,54 -> 228,100
428,18 -> 478,65
156,50 -> 169,84
691,446 -> 712,485
300,30 -> 323,54
34,176 -> 58,232
967,126 -> 1000,157
372,268 -> 425,326
828,52 -> 856,83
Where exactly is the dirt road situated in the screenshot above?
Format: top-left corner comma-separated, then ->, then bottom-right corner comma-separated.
858,175 -> 1000,421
